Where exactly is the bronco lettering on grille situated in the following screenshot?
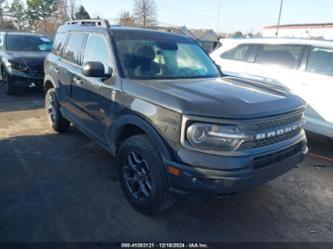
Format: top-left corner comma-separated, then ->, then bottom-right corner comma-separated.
255,120 -> 303,140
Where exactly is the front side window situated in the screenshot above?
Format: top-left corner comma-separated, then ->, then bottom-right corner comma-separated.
221,44 -> 255,62
62,33 -> 86,64
306,47 -> 333,77
255,44 -> 304,70
83,34 -> 111,73
114,35 -> 219,79
6,34 -> 52,52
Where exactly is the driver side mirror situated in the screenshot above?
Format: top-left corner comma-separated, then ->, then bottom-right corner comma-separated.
82,61 -> 106,77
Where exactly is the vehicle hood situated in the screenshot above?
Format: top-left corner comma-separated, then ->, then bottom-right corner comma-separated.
125,76 -> 305,119
5,51 -> 49,66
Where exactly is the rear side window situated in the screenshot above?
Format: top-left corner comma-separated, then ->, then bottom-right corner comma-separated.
62,33 -> 86,64
83,34 -> 111,73
52,32 -> 68,56
306,47 -> 333,77
255,44 -> 304,70
221,44 -> 255,62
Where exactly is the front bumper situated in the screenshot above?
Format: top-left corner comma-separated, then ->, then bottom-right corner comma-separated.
7,68 -> 44,88
166,140 -> 307,198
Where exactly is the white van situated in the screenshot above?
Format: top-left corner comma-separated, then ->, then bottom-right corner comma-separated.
211,38 -> 333,139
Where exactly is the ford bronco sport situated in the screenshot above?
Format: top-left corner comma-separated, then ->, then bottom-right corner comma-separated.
44,20 -> 307,214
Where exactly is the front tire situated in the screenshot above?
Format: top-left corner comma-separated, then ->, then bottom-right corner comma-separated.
2,69 -> 18,95
45,88 -> 70,132
117,135 -> 174,214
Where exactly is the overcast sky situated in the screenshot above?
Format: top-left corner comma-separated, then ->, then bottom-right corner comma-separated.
79,0 -> 333,33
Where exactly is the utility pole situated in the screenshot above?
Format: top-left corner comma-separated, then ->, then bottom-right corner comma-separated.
216,0 -> 222,33
276,0 -> 284,37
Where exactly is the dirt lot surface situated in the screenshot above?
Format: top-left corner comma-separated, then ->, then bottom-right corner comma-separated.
0,88 -> 332,243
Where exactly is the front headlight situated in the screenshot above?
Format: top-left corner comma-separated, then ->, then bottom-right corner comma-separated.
185,123 -> 250,152
7,60 -> 29,71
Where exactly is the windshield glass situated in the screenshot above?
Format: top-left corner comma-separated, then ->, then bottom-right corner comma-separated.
114,35 -> 220,79
6,34 -> 52,52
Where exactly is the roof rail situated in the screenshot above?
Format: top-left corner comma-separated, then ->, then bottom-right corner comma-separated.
65,19 -> 110,28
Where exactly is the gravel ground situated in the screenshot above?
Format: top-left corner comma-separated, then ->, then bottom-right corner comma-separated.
0,88 -> 332,243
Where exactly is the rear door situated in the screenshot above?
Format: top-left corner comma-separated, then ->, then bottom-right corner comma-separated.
60,32 -> 87,119
72,32 -> 118,139
298,46 -> 333,134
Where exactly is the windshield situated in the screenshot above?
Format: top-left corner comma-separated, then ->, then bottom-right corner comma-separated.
114,35 -> 220,80
6,34 -> 52,52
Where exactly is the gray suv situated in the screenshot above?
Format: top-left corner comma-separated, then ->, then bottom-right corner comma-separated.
44,20 -> 307,214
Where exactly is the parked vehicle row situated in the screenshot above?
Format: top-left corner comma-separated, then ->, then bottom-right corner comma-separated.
211,38 -> 333,139
41,20 -> 307,214
0,32 -> 52,94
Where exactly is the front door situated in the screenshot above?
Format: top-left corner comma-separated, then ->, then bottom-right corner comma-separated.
72,33 -> 117,140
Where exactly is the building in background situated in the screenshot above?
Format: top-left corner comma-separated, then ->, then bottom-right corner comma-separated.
190,29 -> 219,52
263,23 -> 333,40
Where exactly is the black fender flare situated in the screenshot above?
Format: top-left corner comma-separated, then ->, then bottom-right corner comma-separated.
107,114 -> 172,162
43,74 -> 57,89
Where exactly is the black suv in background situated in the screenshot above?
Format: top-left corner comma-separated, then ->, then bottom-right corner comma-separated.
44,20 -> 307,214
0,32 -> 52,94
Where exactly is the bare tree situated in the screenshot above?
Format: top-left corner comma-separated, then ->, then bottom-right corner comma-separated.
133,0 -> 157,27
0,0 -> 8,29
119,11 -> 135,26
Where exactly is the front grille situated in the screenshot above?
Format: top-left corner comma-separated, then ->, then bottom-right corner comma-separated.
239,110 -> 304,150
253,142 -> 303,169
244,111 -> 304,132
27,66 -> 44,77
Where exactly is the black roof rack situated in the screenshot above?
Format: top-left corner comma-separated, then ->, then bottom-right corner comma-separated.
65,19 -> 110,28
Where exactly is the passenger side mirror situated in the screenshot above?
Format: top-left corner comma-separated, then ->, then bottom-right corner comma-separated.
82,61 -> 105,77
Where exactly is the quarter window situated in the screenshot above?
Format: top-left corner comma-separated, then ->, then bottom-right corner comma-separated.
306,47 -> 333,77
83,34 -> 111,73
255,45 -> 304,70
62,33 -> 86,64
221,44 -> 255,62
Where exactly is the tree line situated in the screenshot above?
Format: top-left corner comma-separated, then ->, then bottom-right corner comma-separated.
0,0 -> 91,33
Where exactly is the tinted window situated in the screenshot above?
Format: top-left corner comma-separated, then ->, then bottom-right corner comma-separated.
221,44 -> 255,62
255,45 -> 304,69
6,34 -> 52,52
83,34 -> 111,73
62,33 -> 86,64
306,47 -> 333,77
53,32 -> 68,56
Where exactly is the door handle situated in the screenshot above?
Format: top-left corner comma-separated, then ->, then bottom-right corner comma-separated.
73,77 -> 83,85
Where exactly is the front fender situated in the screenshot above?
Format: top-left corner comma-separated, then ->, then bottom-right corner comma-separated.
107,114 -> 172,162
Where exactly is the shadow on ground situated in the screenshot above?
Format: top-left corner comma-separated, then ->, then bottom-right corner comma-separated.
0,129 -> 332,242
0,88 -> 44,113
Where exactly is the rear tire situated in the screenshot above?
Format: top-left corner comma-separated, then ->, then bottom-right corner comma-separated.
117,135 -> 174,214
2,69 -> 18,95
45,88 -> 70,132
